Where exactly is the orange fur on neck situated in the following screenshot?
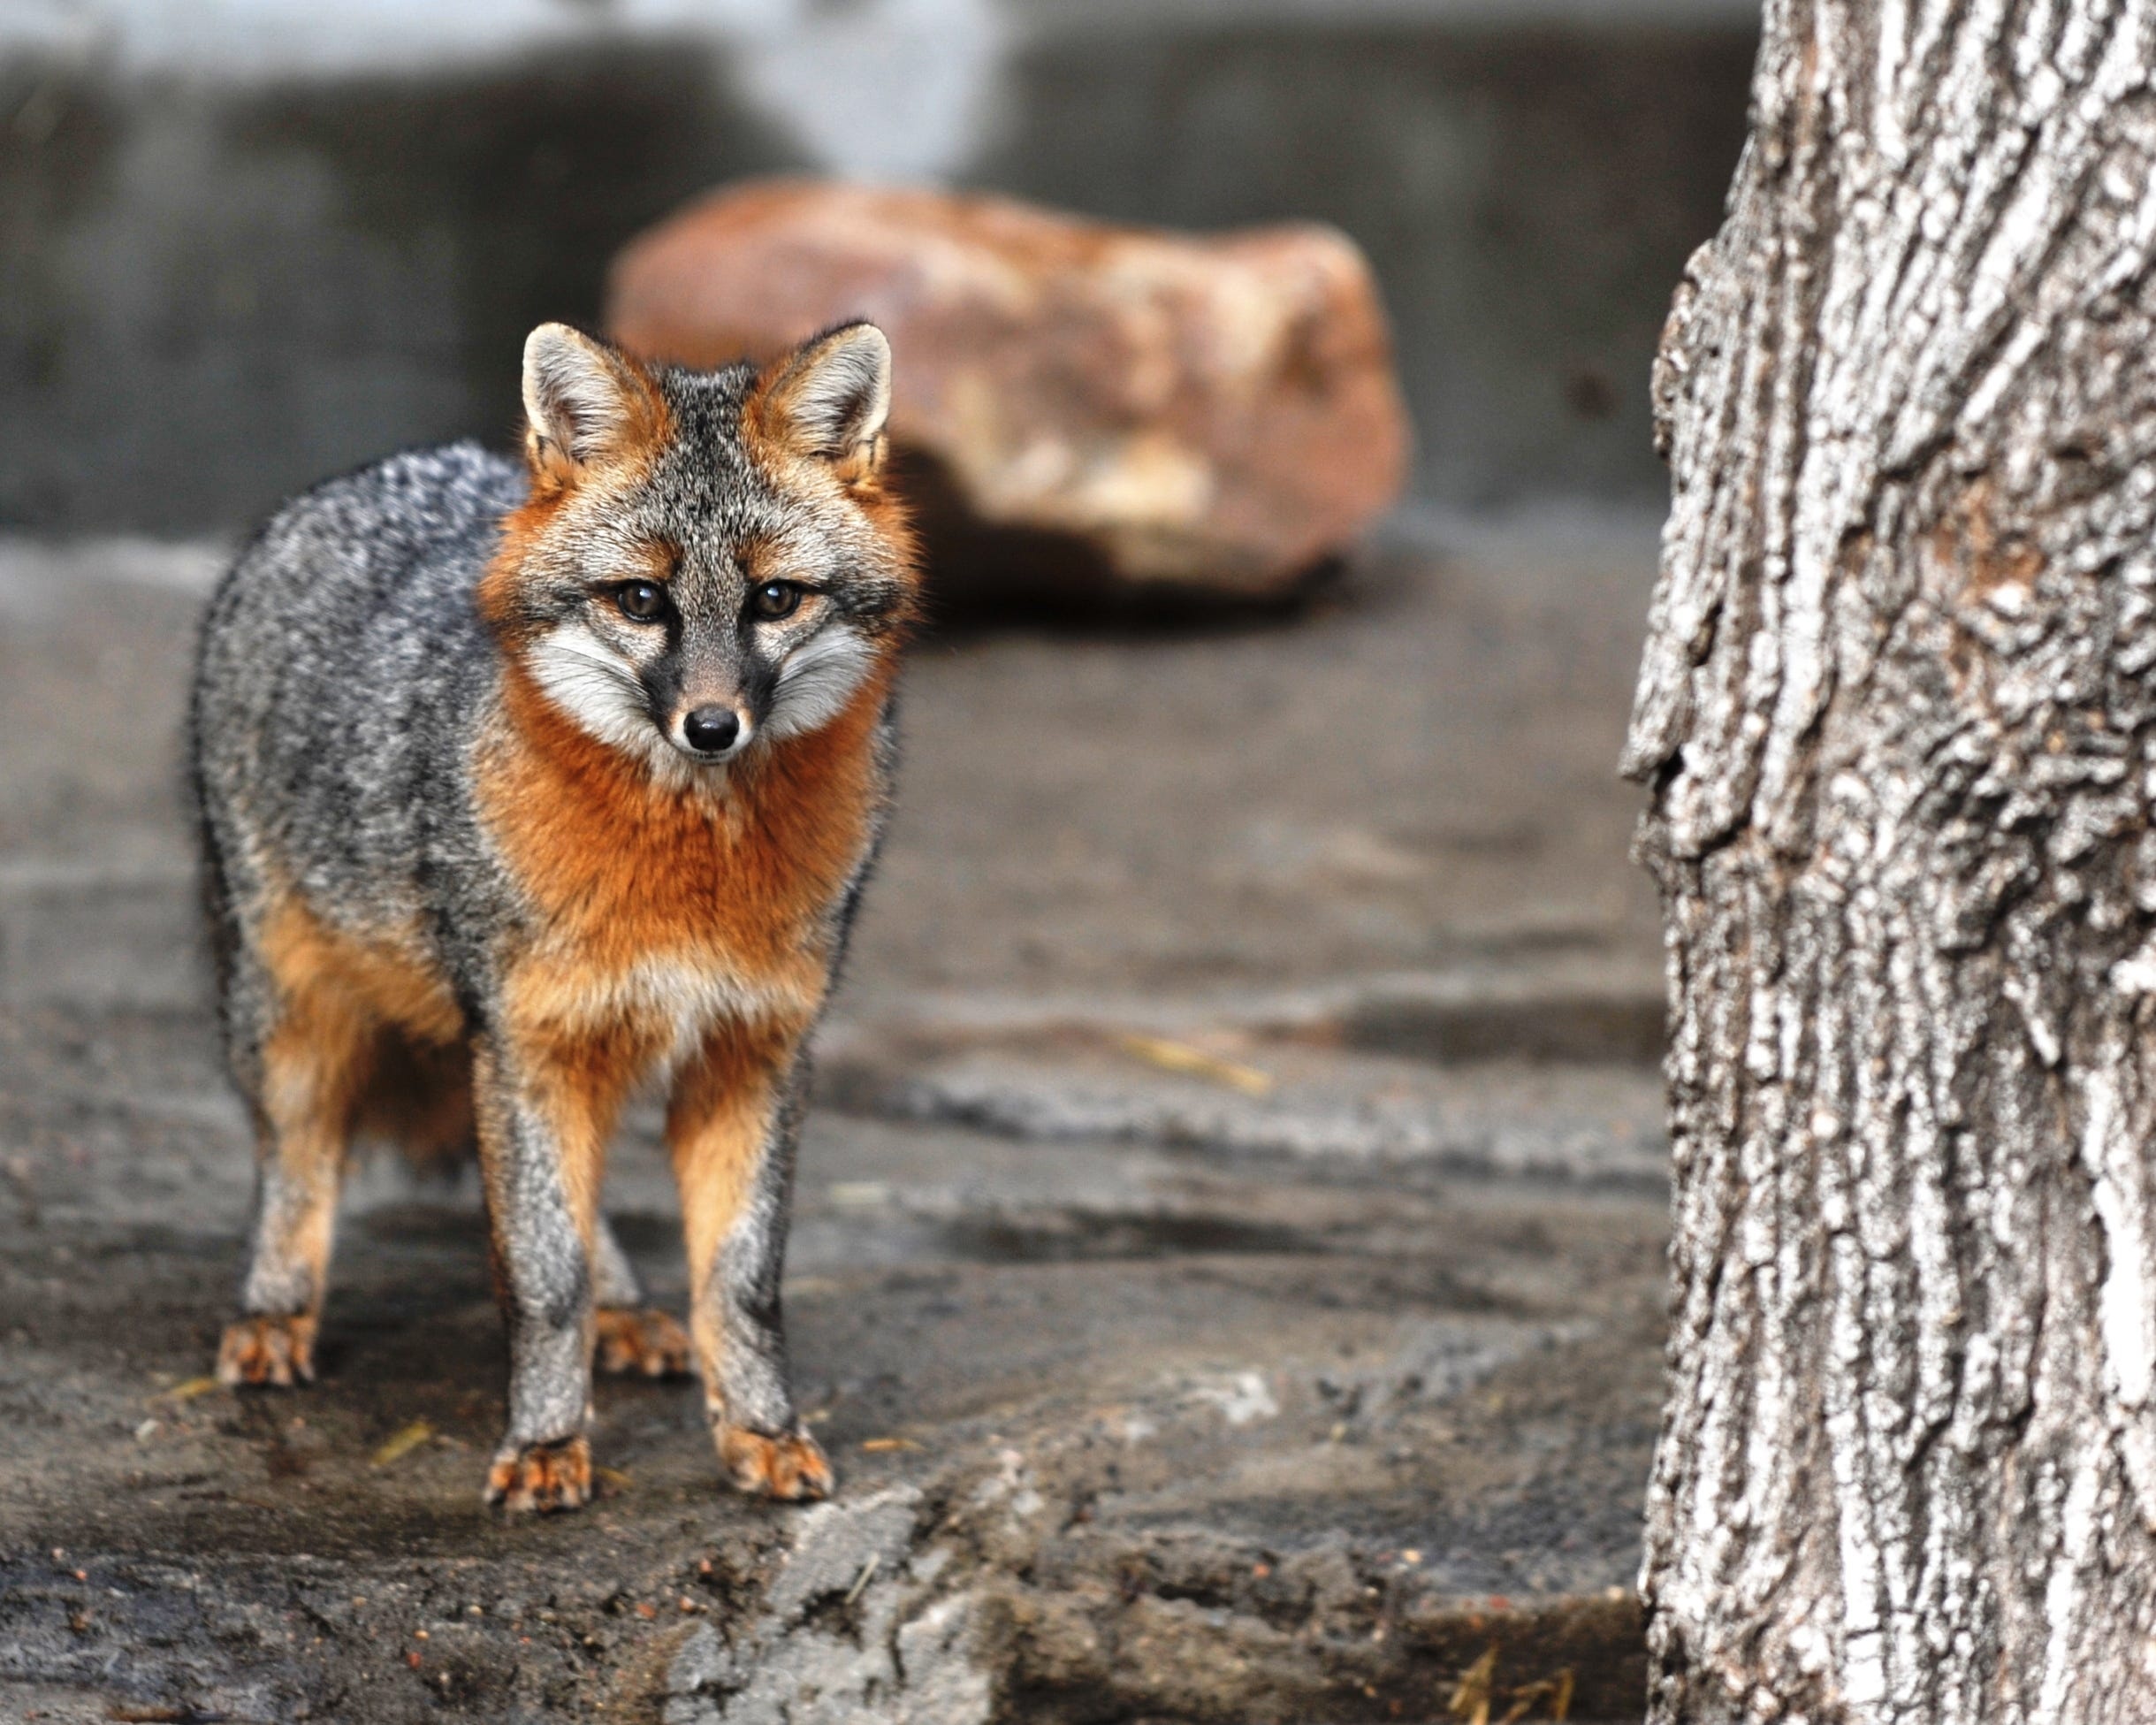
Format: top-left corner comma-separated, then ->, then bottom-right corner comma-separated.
476,652 -> 893,993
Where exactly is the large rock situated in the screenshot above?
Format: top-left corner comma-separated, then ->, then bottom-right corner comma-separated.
606,180 -> 1411,602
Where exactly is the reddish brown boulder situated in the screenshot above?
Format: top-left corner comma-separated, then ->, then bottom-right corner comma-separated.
606,180 -> 1411,602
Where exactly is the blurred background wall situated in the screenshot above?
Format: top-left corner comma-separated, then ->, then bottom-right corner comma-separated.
0,0 -> 1756,536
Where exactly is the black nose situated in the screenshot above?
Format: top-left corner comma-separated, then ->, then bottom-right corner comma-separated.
682,706 -> 741,755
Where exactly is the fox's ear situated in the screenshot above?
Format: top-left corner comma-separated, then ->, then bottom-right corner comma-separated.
521,324 -> 662,477
750,322 -> 892,477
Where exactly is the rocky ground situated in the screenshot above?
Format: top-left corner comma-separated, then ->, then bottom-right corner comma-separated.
0,514 -> 1671,1724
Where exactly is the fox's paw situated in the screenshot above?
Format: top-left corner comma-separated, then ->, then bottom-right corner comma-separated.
717,1425 -> 833,1501
484,1436 -> 592,1515
216,1314 -> 317,1387
595,1307 -> 691,1378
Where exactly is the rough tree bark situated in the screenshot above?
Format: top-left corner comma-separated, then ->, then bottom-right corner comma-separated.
1627,2 -> 2156,1720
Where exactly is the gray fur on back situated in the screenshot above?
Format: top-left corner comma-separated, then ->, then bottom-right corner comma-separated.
192,440 -> 523,1045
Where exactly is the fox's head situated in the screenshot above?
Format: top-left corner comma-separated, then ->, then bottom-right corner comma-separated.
481,320 -> 917,779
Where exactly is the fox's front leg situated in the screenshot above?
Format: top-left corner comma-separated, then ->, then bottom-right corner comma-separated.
668,1019 -> 831,1501
471,1027 -> 631,1514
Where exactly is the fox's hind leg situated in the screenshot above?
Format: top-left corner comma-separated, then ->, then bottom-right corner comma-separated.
590,1217 -> 690,1378
667,1018 -> 831,1502
217,941 -> 376,1388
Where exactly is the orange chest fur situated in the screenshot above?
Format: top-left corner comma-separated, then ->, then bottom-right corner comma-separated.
475,668 -> 884,1005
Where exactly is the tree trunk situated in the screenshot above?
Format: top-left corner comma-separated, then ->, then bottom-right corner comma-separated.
1628,3 -> 2156,1720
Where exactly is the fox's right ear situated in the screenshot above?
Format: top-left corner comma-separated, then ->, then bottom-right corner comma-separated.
521,324 -> 663,483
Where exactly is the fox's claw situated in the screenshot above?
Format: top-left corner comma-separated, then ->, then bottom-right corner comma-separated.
594,1307 -> 691,1378
217,1314 -> 317,1387
485,1436 -> 592,1514
717,1425 -> 833,1501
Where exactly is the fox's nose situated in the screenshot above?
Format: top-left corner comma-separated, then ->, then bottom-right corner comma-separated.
681,706 -> 742,756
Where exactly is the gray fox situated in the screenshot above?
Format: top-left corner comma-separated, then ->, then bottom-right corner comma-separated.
190,320 -> 915,1511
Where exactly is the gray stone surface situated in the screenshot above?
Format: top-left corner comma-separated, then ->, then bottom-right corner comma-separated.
1,3 -> 1751,532
0,522 -> 1668,1721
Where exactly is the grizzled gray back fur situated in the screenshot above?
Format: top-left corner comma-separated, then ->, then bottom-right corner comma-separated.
194,439 -> 521,1082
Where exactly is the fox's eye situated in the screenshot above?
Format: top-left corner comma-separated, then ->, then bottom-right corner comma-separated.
615,581 -> 666,622
750,581 -> 804,622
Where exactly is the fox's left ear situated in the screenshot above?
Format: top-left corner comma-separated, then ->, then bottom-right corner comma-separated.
750,322 -> 892,481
